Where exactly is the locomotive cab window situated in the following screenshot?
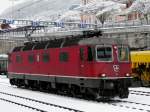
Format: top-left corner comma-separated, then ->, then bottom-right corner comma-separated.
59,52 -> 69,62
16,55 -> 22,63
118,46 -> 129,62
28,54 -> 35,63
96,45 -> 112,61
42,53 -> 50,63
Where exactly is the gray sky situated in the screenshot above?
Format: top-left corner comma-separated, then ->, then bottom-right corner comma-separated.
0,0 -> 12,14
0,0 -> 24,14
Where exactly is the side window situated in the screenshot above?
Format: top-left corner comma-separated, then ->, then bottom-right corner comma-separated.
118,47 -> 129,62
80,48 -> 84,61
59,52 -> 68,62
16,55 -> 22,63
28,54 -> 35,63
87,47 -> 93,61
42,53 -> 50,63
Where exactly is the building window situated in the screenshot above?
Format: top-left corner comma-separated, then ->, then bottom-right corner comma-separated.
42,53 -> 50,63
59,52 -> 69,62
28,54 -> 35,63
16,55 -> 22,63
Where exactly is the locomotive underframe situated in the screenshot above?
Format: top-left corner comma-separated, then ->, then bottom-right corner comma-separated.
8,73 -> 131,99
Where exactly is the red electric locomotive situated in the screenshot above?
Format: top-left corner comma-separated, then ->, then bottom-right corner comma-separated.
8,30 -> 132,99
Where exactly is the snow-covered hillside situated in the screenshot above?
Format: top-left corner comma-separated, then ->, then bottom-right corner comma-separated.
0,0 -> 80,21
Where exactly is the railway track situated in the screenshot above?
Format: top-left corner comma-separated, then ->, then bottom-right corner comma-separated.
0,91 -> 83,112
0,81 -> 150,112
130,90 -> 150,97
0,98 -> 46,112
109,99 -> 150,112
57,91 -> 150,112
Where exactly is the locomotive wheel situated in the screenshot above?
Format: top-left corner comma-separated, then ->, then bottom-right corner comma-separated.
24,80 -> 29,89
39,81 -> 48,91
119,88 -> 129,98
86,88 -> 100,100
10,79 -> 15,85
70,85 -> 82,98
24,84 -> 29,89
16,79 -> 24,88
70,87 -> 76,97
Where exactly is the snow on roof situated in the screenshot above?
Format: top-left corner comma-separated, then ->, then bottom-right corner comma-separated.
56,10 -> 81,22
123,0 -> 150,15
76,0 -> 126,15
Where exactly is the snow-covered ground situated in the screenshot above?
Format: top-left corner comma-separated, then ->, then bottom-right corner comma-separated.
0,75 -> 150,112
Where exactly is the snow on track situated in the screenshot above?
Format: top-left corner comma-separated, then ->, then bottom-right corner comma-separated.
0,98 -> 38,112
0,91 -> 83,112
0,76 -> 150,112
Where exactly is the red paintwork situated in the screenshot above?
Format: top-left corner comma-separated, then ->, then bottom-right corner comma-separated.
8,45 -> 132,78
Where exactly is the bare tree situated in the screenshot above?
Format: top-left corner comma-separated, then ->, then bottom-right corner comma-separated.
96,6 -> 123,27
96,10 -> 111,27
76,0 -> 125,27
128,0 -> 150,24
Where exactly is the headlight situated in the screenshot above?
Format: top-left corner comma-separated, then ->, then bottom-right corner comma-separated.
101,74 -> 106,77
126,73 -> 130,77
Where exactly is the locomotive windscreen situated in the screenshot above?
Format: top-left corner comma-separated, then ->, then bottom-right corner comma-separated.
96,46 -> 112,61
118,46 -> 129,62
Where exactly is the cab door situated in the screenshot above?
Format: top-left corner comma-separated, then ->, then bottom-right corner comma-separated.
79,47 -> 86,76
79,46 -> 93,77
